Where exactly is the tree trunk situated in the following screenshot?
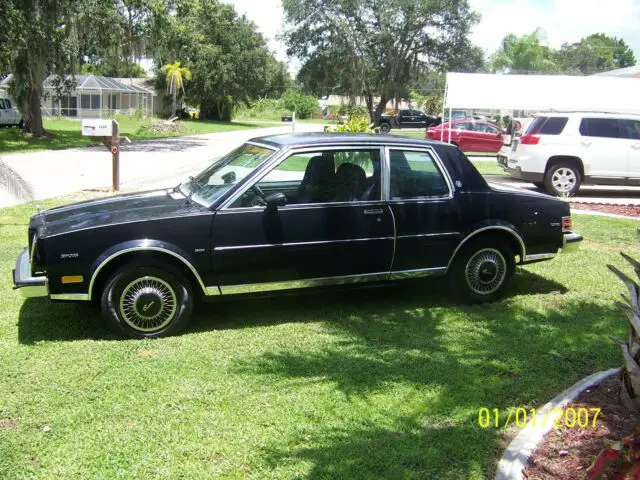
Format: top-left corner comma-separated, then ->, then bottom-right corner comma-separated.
365,93 -> 375,123
24,84 -> 46,137
373,96 -> 388,123
171,79 -> 177,117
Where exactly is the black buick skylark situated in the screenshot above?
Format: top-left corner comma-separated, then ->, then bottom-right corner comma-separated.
13,133 -> 582,338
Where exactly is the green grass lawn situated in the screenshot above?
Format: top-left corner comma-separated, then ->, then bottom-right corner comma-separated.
1,195 -> 638,478
0,117 -> 265,154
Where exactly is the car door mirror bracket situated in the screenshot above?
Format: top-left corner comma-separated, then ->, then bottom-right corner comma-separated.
265,192 -> 287,210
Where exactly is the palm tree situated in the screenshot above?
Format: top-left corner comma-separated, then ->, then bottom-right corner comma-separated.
490,28 -> 558,73
162,62 -> 192,118
0,159 -> 34,201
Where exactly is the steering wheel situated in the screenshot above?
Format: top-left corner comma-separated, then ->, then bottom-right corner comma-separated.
250,185 -> 267,206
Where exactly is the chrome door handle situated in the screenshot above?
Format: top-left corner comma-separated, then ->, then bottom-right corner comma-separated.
364,208 -> 383,215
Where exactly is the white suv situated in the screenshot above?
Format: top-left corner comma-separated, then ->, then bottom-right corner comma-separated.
498,112 -> 640,195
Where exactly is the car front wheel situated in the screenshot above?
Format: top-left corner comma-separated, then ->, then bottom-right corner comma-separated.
449,238 -> 515,303
379,122 -> 391,133
101,261 -> 193,339
544,162 -> 581,196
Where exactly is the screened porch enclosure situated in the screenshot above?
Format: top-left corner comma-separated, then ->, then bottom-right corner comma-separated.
42,75 -> 155,119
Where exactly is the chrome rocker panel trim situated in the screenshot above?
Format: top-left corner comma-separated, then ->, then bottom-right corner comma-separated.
219,267 -> 448,295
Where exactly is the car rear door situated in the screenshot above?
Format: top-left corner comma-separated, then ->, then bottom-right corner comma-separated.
579,117 -> 627,178
385,146 -> 462,274
212,146 -> 395,293
0,99 -> 7,125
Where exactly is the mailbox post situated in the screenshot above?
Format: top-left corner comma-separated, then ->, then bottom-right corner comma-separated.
81,119 -> 127,192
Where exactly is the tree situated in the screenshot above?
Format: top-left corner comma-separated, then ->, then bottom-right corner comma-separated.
489,29 -> 558,73
162,62 -> 192,117
283,0 -> 480,122
556,33 -> 636,75
152,0 -> 275,121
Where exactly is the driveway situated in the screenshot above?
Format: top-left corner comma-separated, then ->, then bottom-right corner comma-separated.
0,123 -> 324,207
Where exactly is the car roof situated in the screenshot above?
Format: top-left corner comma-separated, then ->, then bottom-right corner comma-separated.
533,111 -> 640,119
249,132 -> 454,149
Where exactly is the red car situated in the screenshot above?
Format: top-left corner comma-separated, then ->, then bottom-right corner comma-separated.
426,120 -> 505,153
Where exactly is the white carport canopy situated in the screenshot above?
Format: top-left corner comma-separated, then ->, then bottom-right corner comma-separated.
444,72 -> 640,114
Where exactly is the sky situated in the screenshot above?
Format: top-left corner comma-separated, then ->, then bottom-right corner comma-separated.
224,0 -> 640,72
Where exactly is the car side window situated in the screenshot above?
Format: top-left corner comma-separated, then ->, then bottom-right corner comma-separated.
579,118 -> 621,139
389,149 -> 450,199
621,120 -> 640,140
4,99 -> 11,109
230,149 -> 381,208
0,99 -> 5,109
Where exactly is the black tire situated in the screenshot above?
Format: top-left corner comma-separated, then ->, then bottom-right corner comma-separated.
450,141 -> 460,148
533,182 -> 545,190
18,119 -> 24,129
543,161 -> 581,196
379,122 -> 391,133
449,237 -> 515,303
100,261 -> 194,339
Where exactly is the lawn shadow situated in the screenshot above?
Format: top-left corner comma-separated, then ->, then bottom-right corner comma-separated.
224,276 -> 618,478
16,269 -> 566,343
17,298 -> 114,344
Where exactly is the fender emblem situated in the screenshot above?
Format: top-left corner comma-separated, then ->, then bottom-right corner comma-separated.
60,253 -> 79,259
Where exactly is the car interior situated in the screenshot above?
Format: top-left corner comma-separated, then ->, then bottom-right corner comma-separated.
233,148 -> 450,208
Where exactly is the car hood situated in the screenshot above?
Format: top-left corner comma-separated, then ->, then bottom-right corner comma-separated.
37,189 -> 208,237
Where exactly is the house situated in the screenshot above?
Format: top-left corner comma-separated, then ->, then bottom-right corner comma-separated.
0,74 -> 168,118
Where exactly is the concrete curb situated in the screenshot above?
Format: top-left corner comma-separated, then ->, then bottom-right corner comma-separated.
494,367 -> 619,480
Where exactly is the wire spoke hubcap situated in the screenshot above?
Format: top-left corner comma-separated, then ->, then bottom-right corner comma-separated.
465,248 -> 507,295
119,276 -> 177,332
551,168 -> 576,192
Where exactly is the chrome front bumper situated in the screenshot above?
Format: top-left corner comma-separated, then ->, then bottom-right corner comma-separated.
562,231 -> 583,253
12,248 -> 48,298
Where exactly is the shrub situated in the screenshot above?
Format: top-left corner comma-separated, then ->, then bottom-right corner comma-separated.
324,116 -> 378,133
280,90 -> 319,119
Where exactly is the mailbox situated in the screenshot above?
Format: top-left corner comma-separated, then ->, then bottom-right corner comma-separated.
81,119 -> 113,137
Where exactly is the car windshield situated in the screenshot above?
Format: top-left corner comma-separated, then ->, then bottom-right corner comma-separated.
178,143 -> 275,207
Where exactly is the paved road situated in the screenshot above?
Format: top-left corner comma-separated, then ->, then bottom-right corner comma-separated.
3,128 -> 640,207
0,123 -> 323,207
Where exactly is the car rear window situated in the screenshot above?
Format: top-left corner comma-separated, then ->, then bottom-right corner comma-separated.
526,116 -> 568,135
621,119 -> 640,140
579,118 -> 621,138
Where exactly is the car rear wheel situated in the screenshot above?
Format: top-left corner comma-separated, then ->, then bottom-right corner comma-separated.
449,237 -> 515,303
101,261 -> 193,339
379,122 -> 391,133
544,162 -> 581,196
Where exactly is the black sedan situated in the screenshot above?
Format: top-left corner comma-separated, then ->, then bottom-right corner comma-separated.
13,133 -> 582,338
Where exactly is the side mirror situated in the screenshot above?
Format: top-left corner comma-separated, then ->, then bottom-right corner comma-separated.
265,192 -> 287,210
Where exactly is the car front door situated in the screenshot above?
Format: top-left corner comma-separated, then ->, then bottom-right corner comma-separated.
398,110 -> 414,128
621,119 -> 640,180
386,147 -> 462,275
212,146 -> 395,293
579,117 -> 627,178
